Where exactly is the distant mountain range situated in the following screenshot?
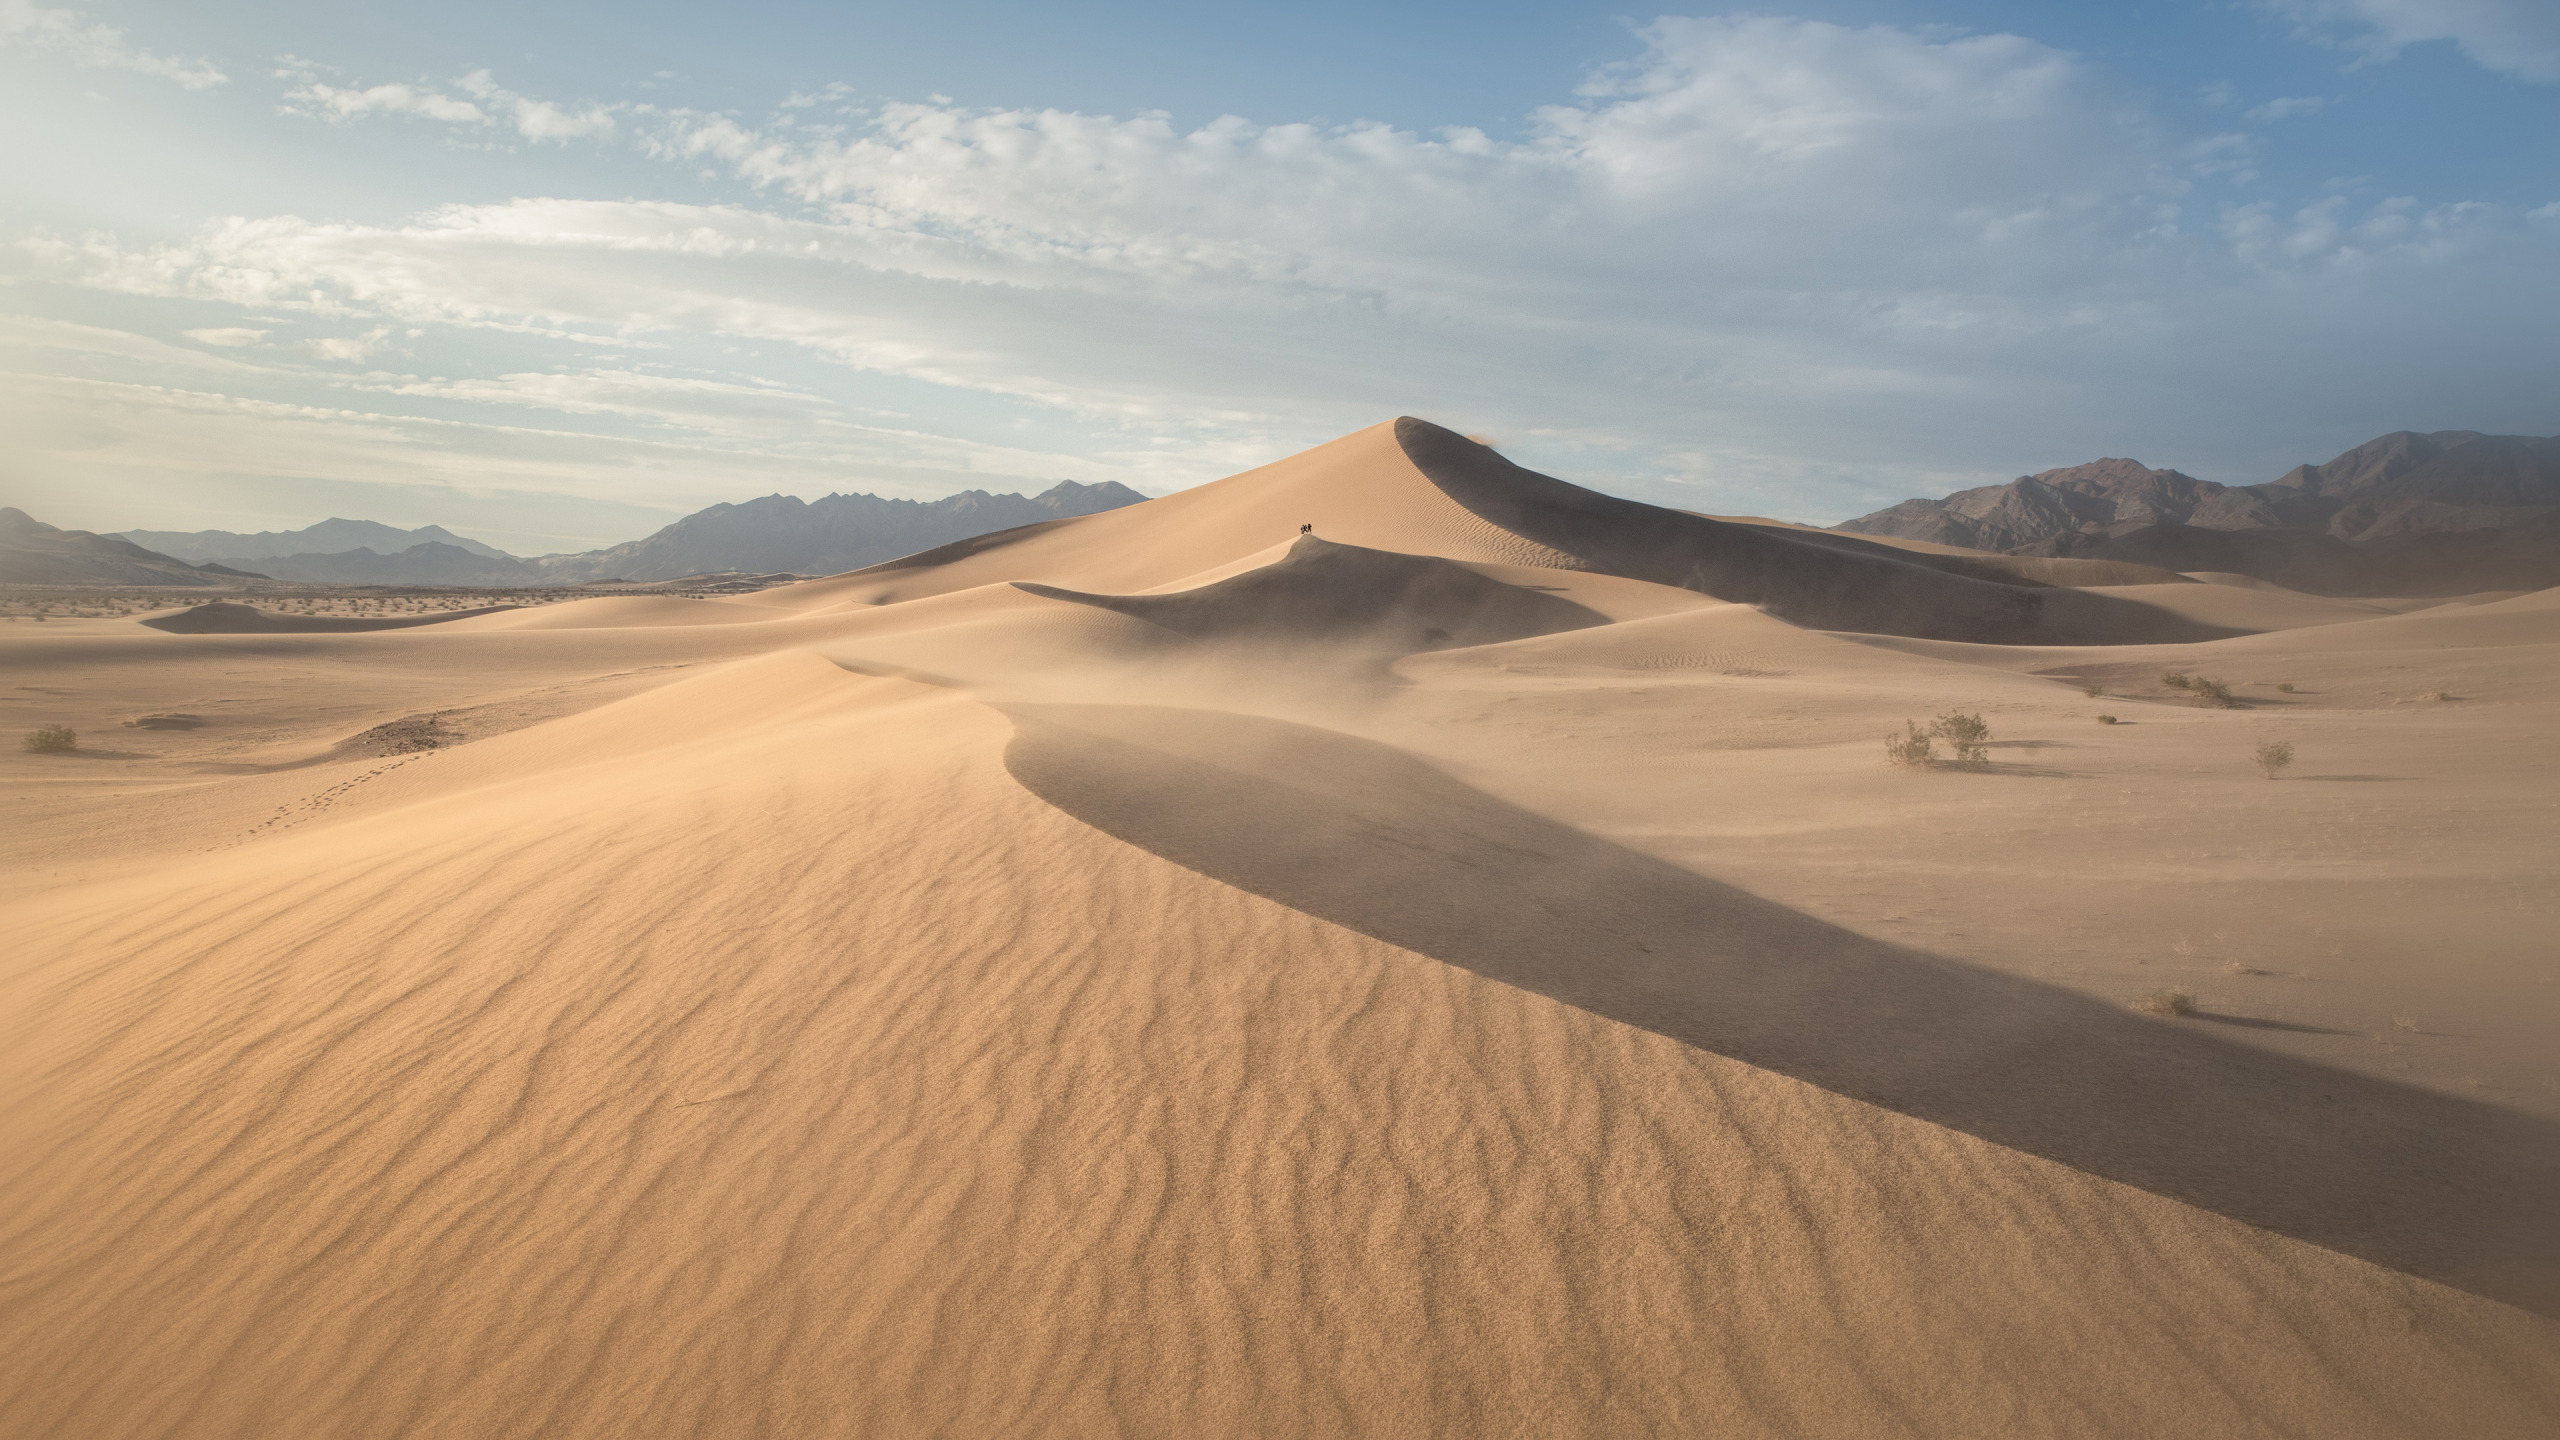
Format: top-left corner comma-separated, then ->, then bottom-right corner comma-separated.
42,480 -> 1148,587
1835,430 -> 2560,595
543,481 -> 1146,583
1,507 -> 267,586
122,518 -> 513,565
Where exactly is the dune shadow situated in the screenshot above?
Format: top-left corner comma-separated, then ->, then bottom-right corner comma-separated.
1003,702 -> 2560,1317
2191,1012 -> 2357,1035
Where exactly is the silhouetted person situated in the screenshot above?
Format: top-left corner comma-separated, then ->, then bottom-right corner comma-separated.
1300,523 -> 1312,534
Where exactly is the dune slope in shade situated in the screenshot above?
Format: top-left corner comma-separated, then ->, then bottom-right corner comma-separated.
1003,702 -> 2560,1314
1019,534 -> 1609,657
4,654 -> 2556,1439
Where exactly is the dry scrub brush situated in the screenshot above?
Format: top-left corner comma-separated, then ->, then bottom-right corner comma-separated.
2164,671 -> 2241,707
23,724 -> 76,753
1930,711 -> 1992,767
2135,988 -> 2197,1017
2253,739 -> 2294,779
1884,721 -> 1934,767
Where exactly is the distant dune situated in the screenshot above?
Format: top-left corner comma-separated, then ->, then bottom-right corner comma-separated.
5,417 -> 2556,1438
140,599 -> 521,633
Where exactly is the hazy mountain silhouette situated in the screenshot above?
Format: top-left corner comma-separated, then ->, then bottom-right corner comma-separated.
98,480 -> 1150,587
119,518 -> 511,565
2,508 -> 268,585
1837,430 -> 2560,594
537,480 -> 1146,582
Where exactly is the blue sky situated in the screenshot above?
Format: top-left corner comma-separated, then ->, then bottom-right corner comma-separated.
2,1 -> 2554,553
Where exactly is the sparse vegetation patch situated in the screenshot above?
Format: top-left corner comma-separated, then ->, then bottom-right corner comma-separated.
2252,739 -> 2294,779
1884,721 -> 1934,768
23,724 -> 77,753
2135,988 -> 2196,1018
2096,714 -> 2118,725
1929,711 -> 1991,767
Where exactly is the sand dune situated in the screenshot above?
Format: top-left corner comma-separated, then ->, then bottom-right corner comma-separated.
5,420 -> 2557,1437
1021,535 -> 1608,658
142,599 -> 523,632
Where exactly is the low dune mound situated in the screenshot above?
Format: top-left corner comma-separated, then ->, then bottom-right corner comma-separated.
141,601 -> 517,634
443,596 -> 783,631
1017,535 -> 1607,657
1394,418 -> 2236,645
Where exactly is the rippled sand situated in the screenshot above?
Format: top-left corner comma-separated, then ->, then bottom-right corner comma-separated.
6,422 -> 2556,1436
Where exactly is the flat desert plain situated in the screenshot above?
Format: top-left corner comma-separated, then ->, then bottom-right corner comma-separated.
5,420 -> 2557,1438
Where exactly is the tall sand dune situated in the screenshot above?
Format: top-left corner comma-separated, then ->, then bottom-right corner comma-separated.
789,418 -> 2239,647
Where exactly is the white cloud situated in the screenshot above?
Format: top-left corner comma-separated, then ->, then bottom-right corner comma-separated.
280,65 -> 615,141
457,69 -> 617,141
285,79 -> 486,125
16,16 -> 2560,517
0,369 -> 1146,522
383,368 -> 837,435
0,0 -> 224,87
2245,95 -> 2330,121
182,326 -> 267,347
2270,1 -> 2560,82
306,326 -> 394,362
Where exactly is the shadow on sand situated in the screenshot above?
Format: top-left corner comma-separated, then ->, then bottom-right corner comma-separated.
1004,702 -> 2560,1318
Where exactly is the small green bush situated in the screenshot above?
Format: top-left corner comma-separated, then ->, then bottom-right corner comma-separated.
23,724 -> 76,753
1885,720 -> 1934,767
2096,714 -> 2119,724
1929,710 -> 1991,767
2253,739 -> 2294,779
2162,671 -> 2191,690
2082,684 -> 2103,698
2276,682 -> 2295,693
2190,676 -> 2239,708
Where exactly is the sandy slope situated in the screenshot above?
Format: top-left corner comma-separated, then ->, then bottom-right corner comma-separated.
4,419 -> 2557,1437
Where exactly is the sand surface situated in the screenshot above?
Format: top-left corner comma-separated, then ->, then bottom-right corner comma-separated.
5,420 -> 2557,1437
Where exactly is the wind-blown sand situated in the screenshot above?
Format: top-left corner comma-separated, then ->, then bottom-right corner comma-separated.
4,420 -> 2556,1437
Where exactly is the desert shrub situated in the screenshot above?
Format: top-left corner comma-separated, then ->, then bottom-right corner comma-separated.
1929,710 -> 1991,767
2189,676 -> 2240,708
2276,682 -> 2295,693
2134,988 -> 2196,1017
2096,714 -> 2119,724
2252,739 -> 2294,779
2082,684 -> 2103,698
23,724 -> 76,754
1885,721 -> 1934,767
2161,671 -> 2191,690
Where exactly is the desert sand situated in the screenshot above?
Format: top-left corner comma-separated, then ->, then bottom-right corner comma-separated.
4,419 -> 2556,1437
